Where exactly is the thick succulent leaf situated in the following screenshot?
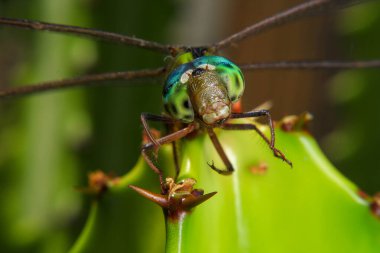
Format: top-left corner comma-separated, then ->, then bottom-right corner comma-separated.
71,123 -> 380,253
171,126 -> 380,252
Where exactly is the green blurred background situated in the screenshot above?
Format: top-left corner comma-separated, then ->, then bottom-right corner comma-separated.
0,0 -> 379,252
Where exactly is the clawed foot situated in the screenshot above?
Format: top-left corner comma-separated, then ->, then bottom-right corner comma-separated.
272,147 -> 292,167
207,160 -> 234,175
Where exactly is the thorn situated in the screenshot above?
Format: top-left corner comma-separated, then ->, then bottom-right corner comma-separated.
130,178 -> 216,216
182,191 -> 217,209
77,170 -> 119,196
252,100 -> 273,111
280,112 -> 313,132
128,185 -> 169,208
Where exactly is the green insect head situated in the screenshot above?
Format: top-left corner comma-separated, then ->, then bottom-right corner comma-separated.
187,67 -> 231,126
163,55 -> 245,125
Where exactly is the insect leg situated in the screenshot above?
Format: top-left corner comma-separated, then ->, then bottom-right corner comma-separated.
221,123 -> 292,166
141,113 -> 183,180
230,110 -> 292,166
206,127 -> 234,175
171,139 -> 181,179
140,113 -> 179,147
212,0 -> 358,51
239,60 -> 380,71
0,68 -> 165,98
0,17 -> 178,54
142,124 -> 195,190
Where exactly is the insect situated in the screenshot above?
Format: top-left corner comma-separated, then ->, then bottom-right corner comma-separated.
0,1 -> 379,251
0,1 -> 378,187
140,49 -> 292,187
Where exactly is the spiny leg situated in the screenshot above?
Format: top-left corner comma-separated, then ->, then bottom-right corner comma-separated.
141,113 -> 182,177
140,113 -> 179,147
142,124 -> 195,191
0,68 -> 165,98
164,122 -> 182,180
239,60 -> 380,71
230,110 -> 292,166
220,123 -> 292,166
0,17 -> 179,54
206,127 -> 234,175
171,140 -> 181,179
212,0 -> 362,51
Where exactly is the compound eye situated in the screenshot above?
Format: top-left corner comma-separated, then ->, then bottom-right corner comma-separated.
164,95 -> 194,123
192,68 -> 205,77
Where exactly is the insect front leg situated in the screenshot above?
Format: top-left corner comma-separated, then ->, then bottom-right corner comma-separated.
171,139 -> 181,179
141,113 -> 182,176
141,124 -> 195,192
140,112 -> 178,147
205,127 -> 234,175
221,119 -> 292,167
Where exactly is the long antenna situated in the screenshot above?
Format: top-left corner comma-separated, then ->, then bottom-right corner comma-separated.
0,68 -> 165,98
213,0 -> 367,51
239,60 -> 380,70
0,17 -> 179,54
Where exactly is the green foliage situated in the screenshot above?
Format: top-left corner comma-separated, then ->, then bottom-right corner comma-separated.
0,0 -> 173,251
325,0 -> 380,194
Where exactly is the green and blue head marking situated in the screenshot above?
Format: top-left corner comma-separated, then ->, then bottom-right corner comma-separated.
163,51 -> 245,125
